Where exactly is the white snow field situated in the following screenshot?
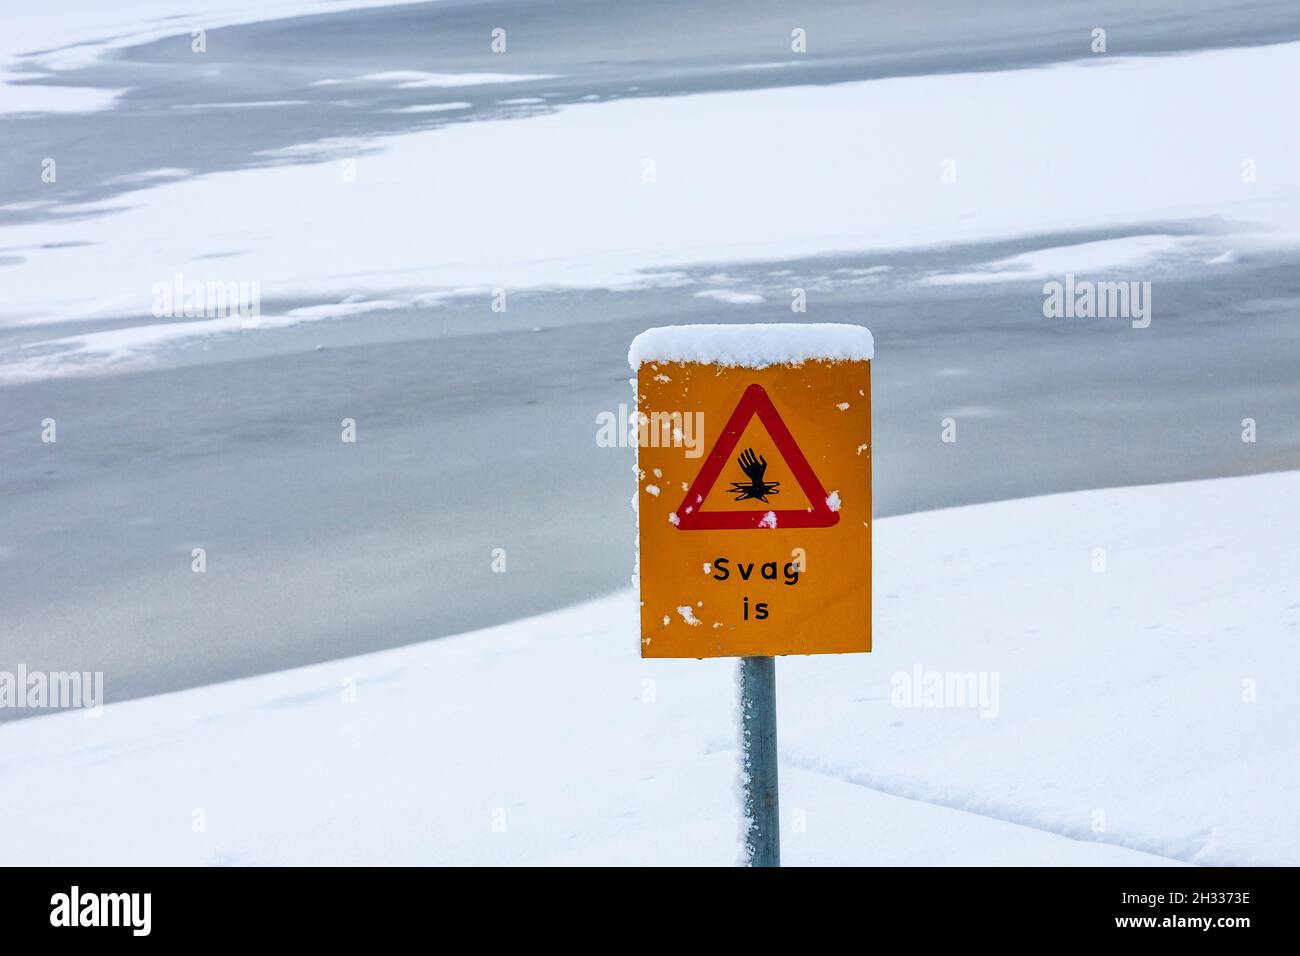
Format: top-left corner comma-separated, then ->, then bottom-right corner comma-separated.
2,38 -> 1299,379
3,470 -> 1295,866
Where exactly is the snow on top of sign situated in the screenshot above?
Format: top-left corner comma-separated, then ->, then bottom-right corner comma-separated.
628,324 -> 874,369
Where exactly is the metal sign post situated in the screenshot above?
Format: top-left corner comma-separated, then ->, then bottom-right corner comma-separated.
629,323 -> 874,869
740,655 -> 779,867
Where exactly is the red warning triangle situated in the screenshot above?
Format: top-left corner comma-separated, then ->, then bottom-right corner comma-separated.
674,384 -> 840,530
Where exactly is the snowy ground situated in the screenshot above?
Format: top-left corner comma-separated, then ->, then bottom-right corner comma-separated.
4,470 -> 1295,866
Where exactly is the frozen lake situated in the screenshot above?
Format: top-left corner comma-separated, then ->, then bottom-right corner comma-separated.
2,0 -> 1298,708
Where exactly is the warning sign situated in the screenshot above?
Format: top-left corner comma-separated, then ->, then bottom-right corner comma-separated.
631,325 -> 872,658
674,383 -> 840,530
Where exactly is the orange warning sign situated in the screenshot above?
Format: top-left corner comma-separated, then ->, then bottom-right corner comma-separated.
674,383 -> 840,530
632,331 -> 871,658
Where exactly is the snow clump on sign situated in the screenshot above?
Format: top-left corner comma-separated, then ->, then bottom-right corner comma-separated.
629,323 -> 874,369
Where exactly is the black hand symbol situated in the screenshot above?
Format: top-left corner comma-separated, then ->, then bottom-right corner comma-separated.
738,448 -> 768,484
728,446 -> 780,503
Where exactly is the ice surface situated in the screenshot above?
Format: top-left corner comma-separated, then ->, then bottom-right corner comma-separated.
5,39 -> 1299,345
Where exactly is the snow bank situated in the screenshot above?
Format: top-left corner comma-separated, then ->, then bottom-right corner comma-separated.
1,2 -> 418,72
2,470 -> 1296,866
922,234 -> 1192,286
347,72 -> 555,89
0,2 -> 425,114
629,323 -> 874,369
0,71 -> 122,115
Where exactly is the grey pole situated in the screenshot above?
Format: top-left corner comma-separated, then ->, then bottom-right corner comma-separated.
740,655 -> 780,867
